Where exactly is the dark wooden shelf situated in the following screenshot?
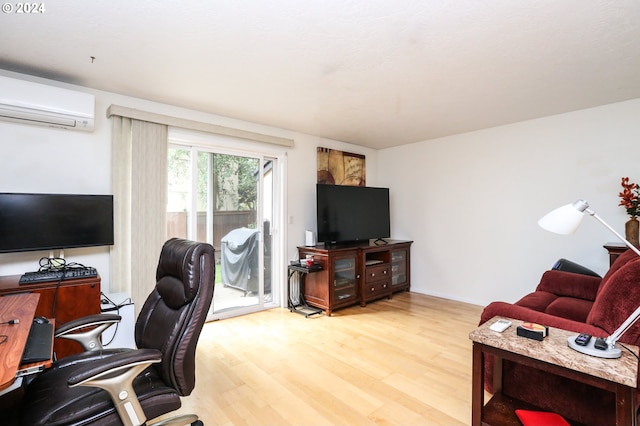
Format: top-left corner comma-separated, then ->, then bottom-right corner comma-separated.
482,392 -> 588,426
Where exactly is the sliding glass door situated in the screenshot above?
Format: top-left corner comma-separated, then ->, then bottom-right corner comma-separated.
167,144 -> 279,319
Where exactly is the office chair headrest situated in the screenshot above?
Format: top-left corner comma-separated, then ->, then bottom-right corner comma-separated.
155,238 -> 215,309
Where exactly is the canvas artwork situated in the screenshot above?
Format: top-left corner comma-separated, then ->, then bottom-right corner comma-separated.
317,147 -> 366,186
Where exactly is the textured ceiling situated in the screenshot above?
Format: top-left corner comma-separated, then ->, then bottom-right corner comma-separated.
1,1 -> 640,149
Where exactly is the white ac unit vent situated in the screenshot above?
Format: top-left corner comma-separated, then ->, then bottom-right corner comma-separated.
0,75 -> 95,131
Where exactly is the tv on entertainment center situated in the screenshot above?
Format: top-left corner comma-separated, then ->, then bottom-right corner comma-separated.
316,184 -> 390,244
0,192 -> 114,253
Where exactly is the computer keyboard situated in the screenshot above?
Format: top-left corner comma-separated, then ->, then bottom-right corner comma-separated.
19,267 -> 98,285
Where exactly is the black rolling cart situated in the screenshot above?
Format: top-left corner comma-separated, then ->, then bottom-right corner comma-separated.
287,263 -> 323,317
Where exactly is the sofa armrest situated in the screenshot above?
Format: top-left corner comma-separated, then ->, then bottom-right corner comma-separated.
536,270 -> 602,301
480,301 -> 607,337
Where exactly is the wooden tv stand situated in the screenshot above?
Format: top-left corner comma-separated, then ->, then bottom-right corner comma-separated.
298,240 -> 412,316
0,274 -> 101,359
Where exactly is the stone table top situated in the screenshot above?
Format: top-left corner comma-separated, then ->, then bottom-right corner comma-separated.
469,316 -> 639,388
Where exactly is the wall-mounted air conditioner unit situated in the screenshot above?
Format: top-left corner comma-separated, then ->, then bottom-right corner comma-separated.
0,75 -> 95,131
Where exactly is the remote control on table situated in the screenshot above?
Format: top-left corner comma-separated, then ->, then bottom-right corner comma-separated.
574,333 -> 591,346
489,319 -> 512,332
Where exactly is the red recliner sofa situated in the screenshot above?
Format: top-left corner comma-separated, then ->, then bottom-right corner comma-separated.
480,248 -> 640,425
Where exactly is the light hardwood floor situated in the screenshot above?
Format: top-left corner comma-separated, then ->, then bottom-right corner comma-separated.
172,292 -> 485,425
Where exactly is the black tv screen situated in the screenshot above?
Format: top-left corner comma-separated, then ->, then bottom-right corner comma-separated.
316,184 -> 390,244
0,193 -> 114,253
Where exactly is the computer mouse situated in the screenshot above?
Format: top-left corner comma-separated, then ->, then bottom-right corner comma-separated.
33,316 -> 49,324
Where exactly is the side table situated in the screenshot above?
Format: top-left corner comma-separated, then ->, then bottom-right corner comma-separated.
470,317 -> 639,425
604,242 -> 630,267
287,264 -> 323,318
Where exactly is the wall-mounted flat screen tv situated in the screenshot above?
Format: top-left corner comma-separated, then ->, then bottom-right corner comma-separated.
0,193 -> 114,253
316,184 -> 390,244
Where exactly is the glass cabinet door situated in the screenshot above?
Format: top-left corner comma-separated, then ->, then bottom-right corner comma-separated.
333,254 -> 358,302
391,249 -> 407,287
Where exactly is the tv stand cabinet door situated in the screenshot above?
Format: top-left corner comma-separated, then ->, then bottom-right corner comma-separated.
329,251 -> 360,311
390,244 -> 411,292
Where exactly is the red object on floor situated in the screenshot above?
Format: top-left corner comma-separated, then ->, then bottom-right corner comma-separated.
515,409 -> 570,426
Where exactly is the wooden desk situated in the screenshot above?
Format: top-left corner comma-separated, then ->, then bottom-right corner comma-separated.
0,293 -> 40,390
470,317 -> 639,426
0,274 -> 100,358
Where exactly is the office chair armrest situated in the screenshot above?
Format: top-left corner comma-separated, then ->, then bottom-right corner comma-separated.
56,314 -> 122,335
66,348 -> 161,426
55,314 -> 122,351
67,348 -> 161,386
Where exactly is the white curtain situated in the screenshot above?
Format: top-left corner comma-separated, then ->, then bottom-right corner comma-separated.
111,116 -> 168,313
108,104 -> 290,313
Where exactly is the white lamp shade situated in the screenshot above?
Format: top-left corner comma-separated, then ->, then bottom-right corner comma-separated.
538,203 -> 586,234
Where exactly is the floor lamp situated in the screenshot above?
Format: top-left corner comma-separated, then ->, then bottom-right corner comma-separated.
538,199 -> 640,358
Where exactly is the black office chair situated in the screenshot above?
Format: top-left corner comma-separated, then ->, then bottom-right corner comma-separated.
17,238 -> 215,426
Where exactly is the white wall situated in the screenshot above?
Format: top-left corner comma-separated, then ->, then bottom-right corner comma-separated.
380,98 -> 640,307
0,70 -> 378,296
5,69 -> 638,310
0,74 -> 114,284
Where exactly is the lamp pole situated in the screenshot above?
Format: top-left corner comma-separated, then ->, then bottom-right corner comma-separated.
586,209 -> 640,257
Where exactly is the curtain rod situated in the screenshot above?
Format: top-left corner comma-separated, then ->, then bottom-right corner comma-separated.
107,104 -> 294,147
